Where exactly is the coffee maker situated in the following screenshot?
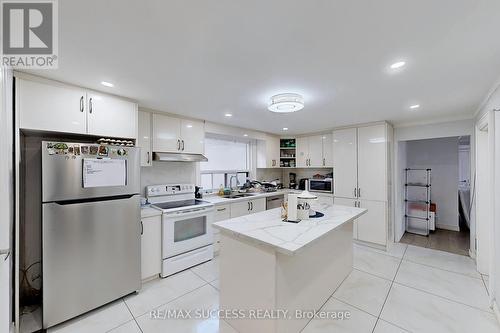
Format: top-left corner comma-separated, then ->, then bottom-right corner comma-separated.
289,172 -> 297,189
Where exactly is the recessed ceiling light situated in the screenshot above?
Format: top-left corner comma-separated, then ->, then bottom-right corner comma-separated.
224,113 -> 232,117
243,134 -> 248,137
409,104 -> 420,109
186,124 -> 193,128
282,127 -> 289,131
101,81 -> 114,87
390,61 -> 406,70
268,93 -> 304,113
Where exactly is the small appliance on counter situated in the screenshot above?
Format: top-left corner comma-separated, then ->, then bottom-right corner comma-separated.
289,172 -> 297,189
195,186 -> 203,199
297,188 -> 318,220
308,178 -> 333,194
298,178 -> 308,190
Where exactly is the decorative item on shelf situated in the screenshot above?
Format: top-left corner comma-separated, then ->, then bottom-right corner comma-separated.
97,138 -> 134,147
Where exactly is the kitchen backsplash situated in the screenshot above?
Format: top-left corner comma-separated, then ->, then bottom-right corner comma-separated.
256,168 -> 333,187
141,161 -> 197,197
256,168 -> 283,183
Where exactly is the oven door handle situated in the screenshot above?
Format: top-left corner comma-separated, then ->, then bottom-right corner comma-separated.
166,207 -> 214,218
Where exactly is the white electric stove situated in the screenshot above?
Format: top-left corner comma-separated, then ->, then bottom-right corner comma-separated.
147,184 -> 215,277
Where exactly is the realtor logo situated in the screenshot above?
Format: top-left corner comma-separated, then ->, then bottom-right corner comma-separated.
1,0 -> 58,68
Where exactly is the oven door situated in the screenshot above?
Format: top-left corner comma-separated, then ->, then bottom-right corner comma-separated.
162,207 -> 214,258
309,180 -> 333,193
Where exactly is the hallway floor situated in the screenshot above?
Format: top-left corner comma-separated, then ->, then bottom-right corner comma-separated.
400,228 -> 470,256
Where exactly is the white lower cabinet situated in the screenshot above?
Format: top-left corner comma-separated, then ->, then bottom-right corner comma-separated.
357,200 -> 387,246
141,215 -> 162,280
230,198 -> 266,218
334,197 -> 358,240
214,204 -> 231,253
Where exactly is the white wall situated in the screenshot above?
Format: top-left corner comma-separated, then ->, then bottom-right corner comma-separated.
394,141 -> 407,241
141,162 -> 197,197
395,119 -> 473,141
405,137 -> 460,230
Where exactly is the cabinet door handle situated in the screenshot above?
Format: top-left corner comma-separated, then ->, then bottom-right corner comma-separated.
354,188 -> 357,197
248,202 -> 250,211
89,98 -> 93,114
140,221 -> 144,235
177,139 -> 181,150
323,158 -> 325,166
217,208 -> 226,212
79,96 -> 84,112
250,201 -> 253,210
182,140 -> 185,151
358,188 -> 361,198
146,152 -> 150,164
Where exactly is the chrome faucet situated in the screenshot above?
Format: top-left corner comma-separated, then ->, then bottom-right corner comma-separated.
229,175 -> 239,191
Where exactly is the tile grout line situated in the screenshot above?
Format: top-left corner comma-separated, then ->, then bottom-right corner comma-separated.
402,257 -> 482,280
372,245 -> 408,333
121,298 -> 144,333
481,274 -> 490,296
299,269 -> 352,333
352,266 -> 395,283
391,280 -> 494,314
130,280 -> 210,319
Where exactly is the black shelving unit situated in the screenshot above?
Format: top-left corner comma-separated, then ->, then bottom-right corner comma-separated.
404,168 -> 432,236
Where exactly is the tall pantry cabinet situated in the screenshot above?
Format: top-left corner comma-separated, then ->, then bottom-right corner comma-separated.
333,123 -> 392,247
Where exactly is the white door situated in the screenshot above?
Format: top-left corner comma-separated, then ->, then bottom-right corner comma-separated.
249,198 -> 266,214
357,125 -> 387,201
334,197 -> 359,239
296,137 -> 309,167
230,201 -> 250,218
141,216 -> 161,280
138,111 -> 152,166
87,92 -> 138,138
357,200 -> 387,246
333,128 -> 357,198
18,79 -> 87,134
153,114 -> 181,152
308,135 -> 324,167
180,119 -> 205,154
322,133 -> 334,167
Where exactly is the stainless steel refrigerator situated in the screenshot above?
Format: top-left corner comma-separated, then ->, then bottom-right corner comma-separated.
41,141 -> 141,328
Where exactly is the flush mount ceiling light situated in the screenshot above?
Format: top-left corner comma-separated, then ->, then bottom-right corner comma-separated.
409,104 -> 420,109
101,81 -> 114,87
390,61 -> 406,70
282,127 -> 289,131
224,113 -> 233,117
268,93 -> 304,113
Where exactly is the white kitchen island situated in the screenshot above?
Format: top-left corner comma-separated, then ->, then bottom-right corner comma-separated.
213,201 -> 367,333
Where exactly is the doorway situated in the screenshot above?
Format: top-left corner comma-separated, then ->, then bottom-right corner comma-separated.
399,136 -> 471,256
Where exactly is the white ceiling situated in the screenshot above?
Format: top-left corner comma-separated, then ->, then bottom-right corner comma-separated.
28,0 -> 500,134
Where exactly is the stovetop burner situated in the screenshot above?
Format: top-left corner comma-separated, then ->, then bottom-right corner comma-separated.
151,199 -> 210,210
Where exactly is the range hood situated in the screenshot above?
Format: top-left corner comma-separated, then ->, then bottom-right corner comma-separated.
153,152 -> 208,162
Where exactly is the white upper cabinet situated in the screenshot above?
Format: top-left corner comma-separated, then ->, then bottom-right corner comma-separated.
357,124 -> 387,202
18,78 -> 138,138
333,128 -> 358,198
152,114 -> 205,154
138,111 -> 152,166
296,137 -> 309,167
257,135 -> 280,168
308,135 -> 324,167
152,114 -> 181,152
296,135 -> 332,168
322,133 -> 333,167
180,119 -> 205,154
18,78 -> 87,134
87,91 -> 137,139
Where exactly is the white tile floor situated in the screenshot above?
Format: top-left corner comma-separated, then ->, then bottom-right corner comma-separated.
46,244 -> 500,333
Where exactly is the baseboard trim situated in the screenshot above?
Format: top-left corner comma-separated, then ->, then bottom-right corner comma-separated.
435,224 -> 460,232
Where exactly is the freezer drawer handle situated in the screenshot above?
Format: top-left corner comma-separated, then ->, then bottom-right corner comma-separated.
52,194 -> 136,205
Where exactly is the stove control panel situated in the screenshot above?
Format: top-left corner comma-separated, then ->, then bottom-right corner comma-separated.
147,184 -> 195,197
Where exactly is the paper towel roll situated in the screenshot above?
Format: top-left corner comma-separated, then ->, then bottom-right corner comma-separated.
288,193 -> 298,222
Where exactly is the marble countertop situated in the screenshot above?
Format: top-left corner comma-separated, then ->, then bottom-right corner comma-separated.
213,201 -> 366,255
140,206 -> 162,218
202,189 -> 294,205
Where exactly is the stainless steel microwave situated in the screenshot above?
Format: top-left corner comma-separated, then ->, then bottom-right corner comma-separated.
308,178 -> 333,194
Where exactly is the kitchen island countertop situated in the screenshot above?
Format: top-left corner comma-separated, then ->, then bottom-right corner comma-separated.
213,201 -> 366,255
